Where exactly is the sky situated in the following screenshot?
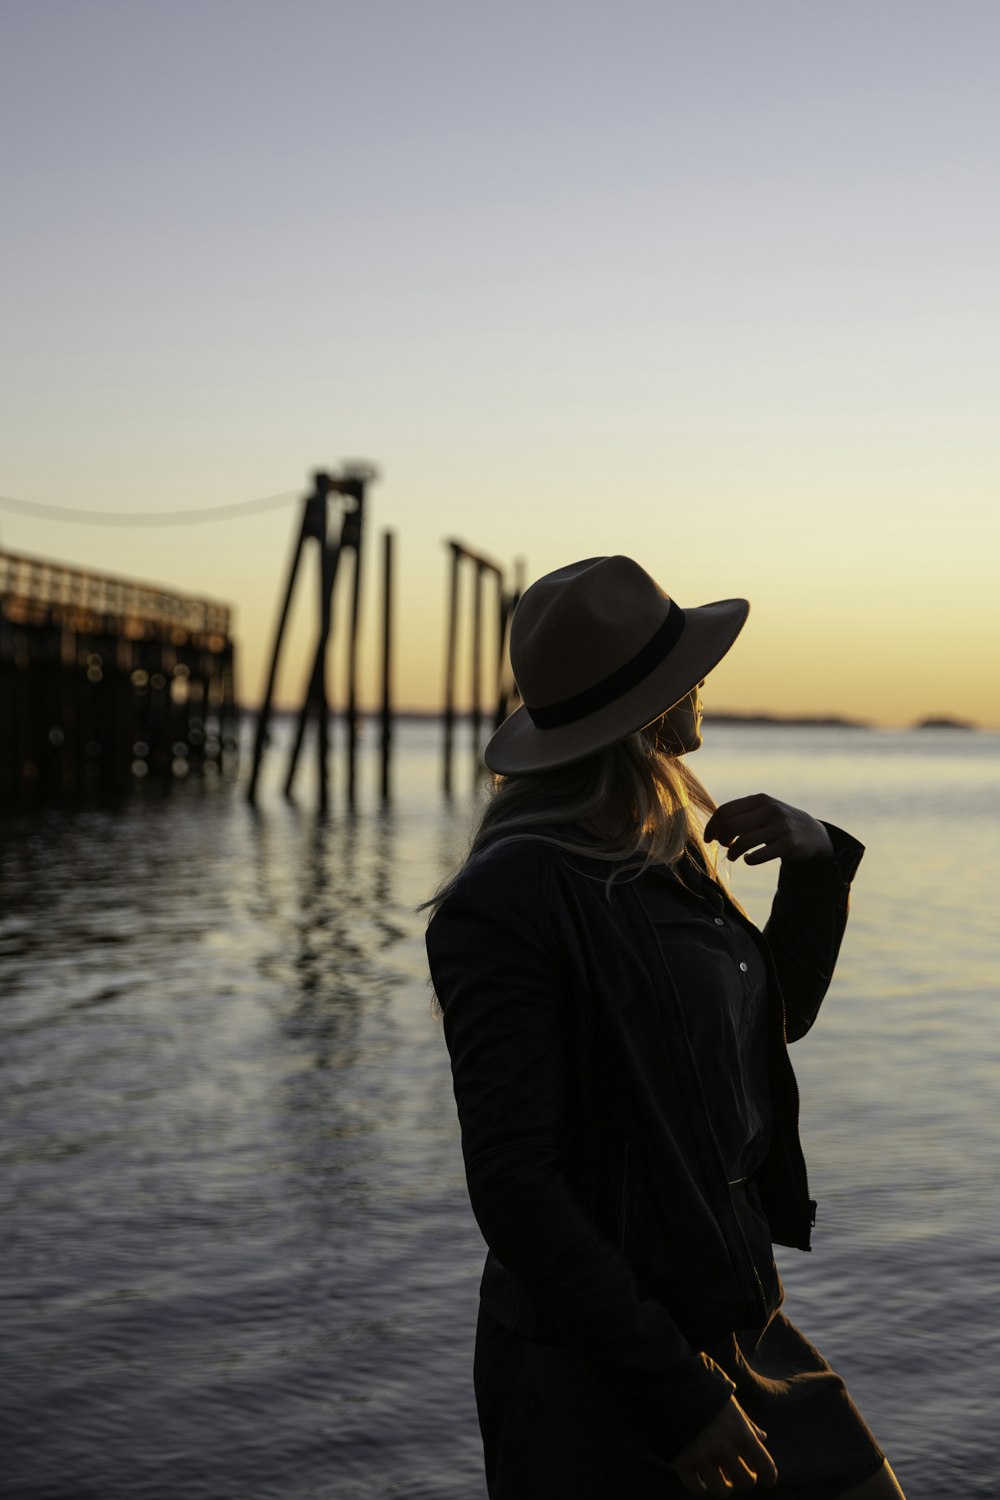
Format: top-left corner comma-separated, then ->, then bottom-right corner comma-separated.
2,0 -> 998,726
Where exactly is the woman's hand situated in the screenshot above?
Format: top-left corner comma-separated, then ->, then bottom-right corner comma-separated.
670,1395 -> 778,1494
704,794 -> 834,865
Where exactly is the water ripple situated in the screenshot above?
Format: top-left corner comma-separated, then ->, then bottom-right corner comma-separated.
2,724 -> 998,1499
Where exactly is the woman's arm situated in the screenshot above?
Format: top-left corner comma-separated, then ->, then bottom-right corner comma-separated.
426,842 -> 736,1462
705,796 -> 864,1040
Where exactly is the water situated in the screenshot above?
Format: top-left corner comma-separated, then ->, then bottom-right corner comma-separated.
1,721 -> 997,1499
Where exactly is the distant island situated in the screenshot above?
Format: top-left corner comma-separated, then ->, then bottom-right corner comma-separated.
704,711 -> 871,729
912,715 -> 976,731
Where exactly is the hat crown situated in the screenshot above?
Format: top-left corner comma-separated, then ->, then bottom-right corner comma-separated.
511,556 -> 674,711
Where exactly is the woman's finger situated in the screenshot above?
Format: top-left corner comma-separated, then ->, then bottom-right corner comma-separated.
675,1461 -> 730,1496
700,1471 -> 734,1497
679,1450 -> 762,1495
742,845 -> 782,866
744,1428 -> 779,1486
713,816 -> 783,851
724,829 -> 784,864
726,1453 -> 764,1490
705,794 -> 774,843
674,1468 -> 710,1496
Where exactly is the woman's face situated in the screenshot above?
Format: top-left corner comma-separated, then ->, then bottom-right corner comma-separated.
648,681 -> 704,756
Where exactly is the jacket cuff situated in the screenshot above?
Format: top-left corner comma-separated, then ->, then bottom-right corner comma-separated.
778,821 -> 864,889
628,1351 -> 736,1463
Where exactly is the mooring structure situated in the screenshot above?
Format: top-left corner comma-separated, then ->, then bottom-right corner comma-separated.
246,465 -> 393,810
0,546 -> 237,805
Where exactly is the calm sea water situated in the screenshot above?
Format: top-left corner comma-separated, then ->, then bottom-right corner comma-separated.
1,720 -> 997,1500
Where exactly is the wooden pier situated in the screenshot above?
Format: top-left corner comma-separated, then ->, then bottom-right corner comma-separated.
0,547 -> 237,805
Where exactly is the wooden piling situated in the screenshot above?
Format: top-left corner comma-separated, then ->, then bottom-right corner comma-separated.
442,541 -> 461,796
284,525 -> 343,801
317,502 -> 334,814
246,485 -> 319,804
344,485 -> 365,805
471,562 -> 484,764
380,530 -> 394,802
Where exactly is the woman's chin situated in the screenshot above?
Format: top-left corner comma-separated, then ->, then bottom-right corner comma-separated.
677,724 -> 704,755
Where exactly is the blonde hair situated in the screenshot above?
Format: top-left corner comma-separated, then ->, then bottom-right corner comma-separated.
425,725 -> 722,917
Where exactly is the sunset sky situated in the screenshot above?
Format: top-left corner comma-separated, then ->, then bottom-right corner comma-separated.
2,1 -> 997,727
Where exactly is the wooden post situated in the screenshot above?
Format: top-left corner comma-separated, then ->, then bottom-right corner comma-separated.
317,506 -> 334,813
246,485 -> 320,804
284,531 -> 343,800
471,561 -> 483,764
380,530 -> 394,801
442,541 -> 460,795
344,486 -> 365,804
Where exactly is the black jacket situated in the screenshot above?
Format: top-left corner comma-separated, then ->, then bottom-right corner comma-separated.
425,825 -> 864,1460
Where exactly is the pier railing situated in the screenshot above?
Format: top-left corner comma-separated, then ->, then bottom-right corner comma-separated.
0,548 -> 231,643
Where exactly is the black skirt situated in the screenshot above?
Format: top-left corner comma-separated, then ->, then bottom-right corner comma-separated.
475,1304 -> 885,1500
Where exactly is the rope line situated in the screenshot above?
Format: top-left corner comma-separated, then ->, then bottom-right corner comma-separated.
0,489 -> 303,527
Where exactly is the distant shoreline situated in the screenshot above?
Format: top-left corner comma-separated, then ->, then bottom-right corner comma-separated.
244,708 -> 984,732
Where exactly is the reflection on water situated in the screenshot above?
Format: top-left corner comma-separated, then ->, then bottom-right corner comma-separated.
1,723 -> 997,1499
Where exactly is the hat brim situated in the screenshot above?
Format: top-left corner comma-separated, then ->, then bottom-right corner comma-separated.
484,597 -> 750,775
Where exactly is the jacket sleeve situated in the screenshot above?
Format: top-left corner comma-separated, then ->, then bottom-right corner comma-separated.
425,843 -> 735,1463
762,822 -> 864,1042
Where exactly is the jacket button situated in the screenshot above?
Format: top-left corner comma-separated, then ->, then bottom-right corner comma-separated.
714,917 -> 725,926
739,961 -> 749,972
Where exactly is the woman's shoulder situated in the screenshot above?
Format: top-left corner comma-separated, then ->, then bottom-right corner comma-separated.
433,831 -> 603,915
424,839 -> 558,952
451,834 -> 564,892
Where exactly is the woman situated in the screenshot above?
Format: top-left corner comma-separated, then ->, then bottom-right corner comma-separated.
425,556 -> 907,1499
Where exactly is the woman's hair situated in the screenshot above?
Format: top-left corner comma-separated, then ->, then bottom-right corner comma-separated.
424,723 -> 721,917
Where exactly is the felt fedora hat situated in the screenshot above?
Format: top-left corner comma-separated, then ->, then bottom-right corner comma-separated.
485,556 -> 749,775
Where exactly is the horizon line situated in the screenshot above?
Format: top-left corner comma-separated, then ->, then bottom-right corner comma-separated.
240,706 -> 991,732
